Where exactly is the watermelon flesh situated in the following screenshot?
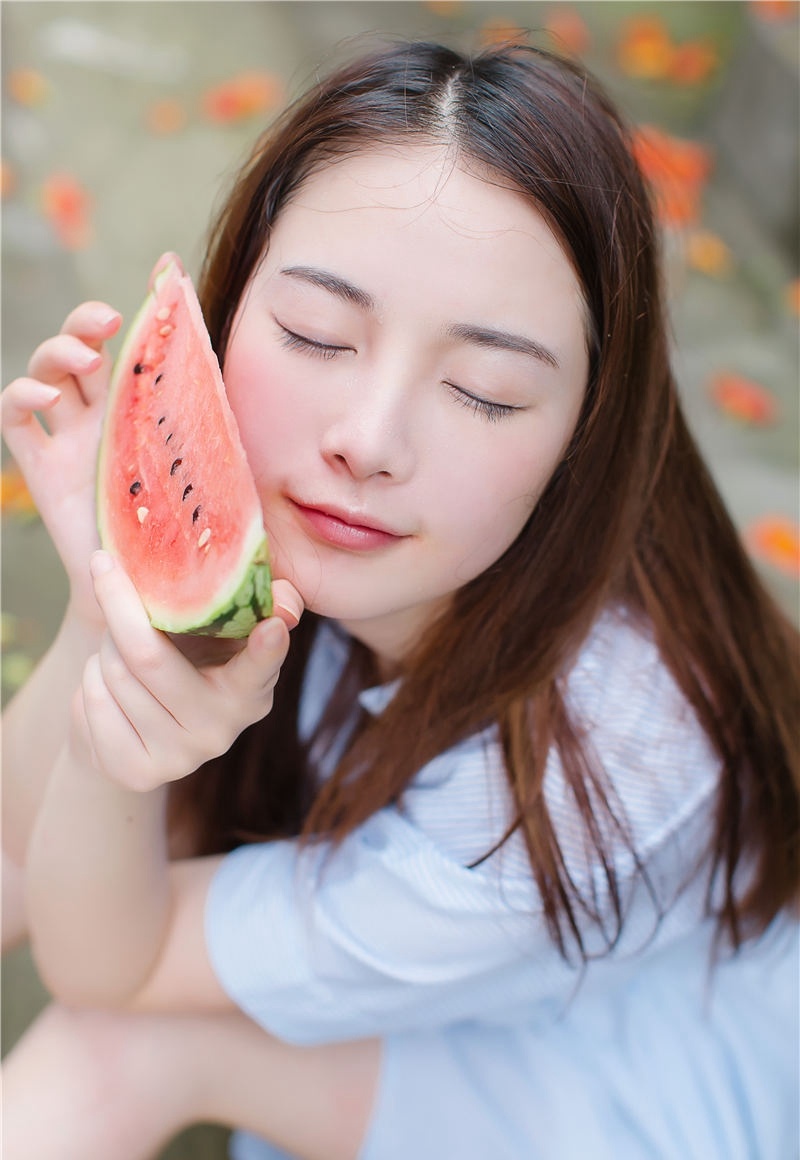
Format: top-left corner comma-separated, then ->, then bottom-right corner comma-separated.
97,255 -> 272,638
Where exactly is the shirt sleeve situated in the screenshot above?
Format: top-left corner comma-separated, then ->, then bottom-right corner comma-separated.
204,611 -> 721,1046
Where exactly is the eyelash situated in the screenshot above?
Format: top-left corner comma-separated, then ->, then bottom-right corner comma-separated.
445,383 -> 519,423
277,323 -> 519,423
277,325 -> 349,361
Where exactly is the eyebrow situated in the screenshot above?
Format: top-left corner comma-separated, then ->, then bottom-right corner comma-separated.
279,264 -> 560,370
279,266 -> 375,312
446,323 -> 560,370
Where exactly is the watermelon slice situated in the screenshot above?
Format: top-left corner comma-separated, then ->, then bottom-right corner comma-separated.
97,255 -> 272,638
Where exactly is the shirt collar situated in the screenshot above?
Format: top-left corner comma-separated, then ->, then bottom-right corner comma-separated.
357,680 -> 400,717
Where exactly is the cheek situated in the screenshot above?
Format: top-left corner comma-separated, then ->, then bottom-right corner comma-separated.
224,343 -> 298,475
435,459 -> 536,580
437,424 -> 569,572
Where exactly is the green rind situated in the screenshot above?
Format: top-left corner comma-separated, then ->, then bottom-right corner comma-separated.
150,537 -> 273,639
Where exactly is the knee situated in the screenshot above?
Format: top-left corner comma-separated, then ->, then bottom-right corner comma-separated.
31,1004 -> 157,1119
6,1003 -> 195,1158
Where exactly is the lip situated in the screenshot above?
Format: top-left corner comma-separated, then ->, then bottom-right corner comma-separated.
289,499 -> 408,552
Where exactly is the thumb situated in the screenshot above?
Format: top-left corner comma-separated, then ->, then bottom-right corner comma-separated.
214,616 -> 289,700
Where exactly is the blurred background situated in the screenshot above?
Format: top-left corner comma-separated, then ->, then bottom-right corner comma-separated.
2,3 -> 798,1157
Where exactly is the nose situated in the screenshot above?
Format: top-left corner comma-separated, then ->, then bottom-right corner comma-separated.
320,372 -> 415,483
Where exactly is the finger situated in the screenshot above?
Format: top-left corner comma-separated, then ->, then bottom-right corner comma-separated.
27,305 -> 121,408
97,632 -> 179,746
89,551 -> 203,717
69,682 -> 98,766
1,379 -> 61,458
91,552 -> 280,767
270,579 -> 304,630
207,616 -> 289,706
27,335 -> 103,417
59,301 -> 122,406
59,300 -> 122,347
80,652 -> 150,779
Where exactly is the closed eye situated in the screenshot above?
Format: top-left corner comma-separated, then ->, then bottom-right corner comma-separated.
276,321 -> 353,360
445,381 -> 523,423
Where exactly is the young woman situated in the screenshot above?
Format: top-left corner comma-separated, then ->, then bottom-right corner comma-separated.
3,40 -> 798,1160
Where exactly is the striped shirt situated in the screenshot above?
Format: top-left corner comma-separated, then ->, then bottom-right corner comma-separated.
206,609 -> 799,1159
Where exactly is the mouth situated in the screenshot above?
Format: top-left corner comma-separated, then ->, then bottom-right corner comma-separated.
289,499 -> 409,552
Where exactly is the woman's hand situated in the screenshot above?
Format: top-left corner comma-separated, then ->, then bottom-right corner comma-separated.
1,303 -> 123,627
71,551 -> 303,793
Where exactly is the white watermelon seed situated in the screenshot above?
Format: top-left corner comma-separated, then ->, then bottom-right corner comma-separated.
197,528 -> 211,548
137,506 -> 149,523
156,308 -> 170,321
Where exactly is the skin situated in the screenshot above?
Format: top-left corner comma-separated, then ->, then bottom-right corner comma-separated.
226,145 -> 589,666
1,144 -> 588,1157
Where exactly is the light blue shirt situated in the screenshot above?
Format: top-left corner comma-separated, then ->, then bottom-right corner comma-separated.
206,611 -> 799,1159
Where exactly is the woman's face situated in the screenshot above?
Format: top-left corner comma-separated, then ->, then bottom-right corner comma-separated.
224,145 -> 589,664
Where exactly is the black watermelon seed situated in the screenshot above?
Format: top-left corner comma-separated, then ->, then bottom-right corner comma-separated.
155,374 -> 163,384
133,362 -> 147,374
170,458 -> 183,475
192,505 -> 201,523
165,433 -> 173,444
157,416 -> 166,425
129,481 -> 142,496
182,484 -> 193,501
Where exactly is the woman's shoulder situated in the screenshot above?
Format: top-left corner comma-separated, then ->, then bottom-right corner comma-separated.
562,603 -> 719,793
548,604 -> 721,872
402,605 -> 721,880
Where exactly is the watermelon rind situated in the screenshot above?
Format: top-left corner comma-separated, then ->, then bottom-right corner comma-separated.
97,256 -> 273,639
178,536 -> 272,639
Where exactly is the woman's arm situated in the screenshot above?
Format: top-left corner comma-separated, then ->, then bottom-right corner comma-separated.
1,304 -> 121,868
25,551 -> 301,1008
3,613 -> 102,867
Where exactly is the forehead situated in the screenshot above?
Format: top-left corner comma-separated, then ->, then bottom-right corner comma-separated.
266,144 -> 588,344
281,143 -> 566,258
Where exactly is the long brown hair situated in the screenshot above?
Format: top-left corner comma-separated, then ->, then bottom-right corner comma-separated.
172,41 -> 799,957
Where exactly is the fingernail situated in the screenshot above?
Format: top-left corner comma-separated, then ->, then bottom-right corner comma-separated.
100,309 -> 122,328
90,550 -> 114,577
78,350 -> 102,370
275,599 -> 302,630
39,385 -> 61,404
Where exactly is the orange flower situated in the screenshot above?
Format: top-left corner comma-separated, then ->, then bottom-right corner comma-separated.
786,278 -> 800,315
1,159 -> 17,200
669,40 -> 719,85
708,372 -> 779,426
40,172 -> 93,250
617,17 -> 674,79
745,515 -> 800,578
544,7 -> 591,57
618,19 -> 718,86
0,465 -> 38,520
422,0 -> 463,14
749,0 -> 799,22
631,126 -> 712,227
201,72 -> 285,124
686,229 -> 733,277
7,67 -> 50,108
478,20 -> 529,48
146,99 -> 188,136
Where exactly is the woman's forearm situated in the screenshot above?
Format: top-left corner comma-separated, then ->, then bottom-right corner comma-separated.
25,741 -> 171,1007
2,609 -> 103,866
